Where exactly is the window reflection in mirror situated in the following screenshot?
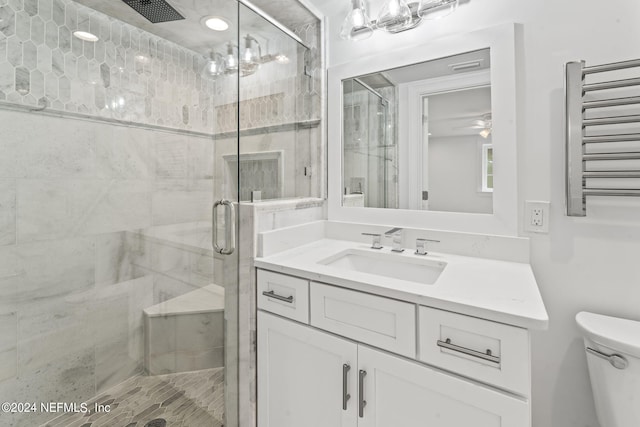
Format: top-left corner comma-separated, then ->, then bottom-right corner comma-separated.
342,48 -> 493,214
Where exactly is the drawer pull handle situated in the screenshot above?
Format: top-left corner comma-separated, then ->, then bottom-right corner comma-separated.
342,364 -> 351,410
358,370 -> 367,418
437,338 -> 501,364
262,290 -> 294,303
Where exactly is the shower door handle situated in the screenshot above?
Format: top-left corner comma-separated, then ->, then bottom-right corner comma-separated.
212,200 -> 236,255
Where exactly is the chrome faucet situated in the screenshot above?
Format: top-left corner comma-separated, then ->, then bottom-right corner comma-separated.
384,227 -> 404,252
362,232 -> 383,249
415,238 -> 440,255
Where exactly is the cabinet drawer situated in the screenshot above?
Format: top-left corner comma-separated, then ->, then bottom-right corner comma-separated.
310,283 -> 416,358
258,270 -> 309,324
419,306 -> 530,395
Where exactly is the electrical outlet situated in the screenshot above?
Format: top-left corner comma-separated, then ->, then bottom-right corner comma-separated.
531,208 -> 543,226
525,201 -> 550,233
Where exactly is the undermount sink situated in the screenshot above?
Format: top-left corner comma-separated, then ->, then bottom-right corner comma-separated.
318,249 -> 446,285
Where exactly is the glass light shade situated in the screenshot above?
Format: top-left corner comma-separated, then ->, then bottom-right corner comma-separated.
225,43 -> 239,73
340,0 -> 373,41
203,52 -> 225,78
376,0 -> 412,33
240,35 -> 261,76
418,0 -> 459,20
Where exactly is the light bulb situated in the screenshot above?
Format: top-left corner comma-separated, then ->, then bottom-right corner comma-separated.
377,0 -> 412,33
340,0 -> 373,41
480,128 -> 491,139
226,43 -> 238,71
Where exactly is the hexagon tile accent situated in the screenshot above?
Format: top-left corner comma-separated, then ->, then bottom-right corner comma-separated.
0,0 -> 215,132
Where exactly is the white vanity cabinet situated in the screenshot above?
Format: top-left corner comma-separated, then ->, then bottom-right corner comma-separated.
257,269 -> 533,427
357,345 -> 528,427
257,311 -> 358,427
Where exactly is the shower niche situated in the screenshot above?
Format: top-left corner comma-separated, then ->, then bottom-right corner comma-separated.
224,151 -> 285,201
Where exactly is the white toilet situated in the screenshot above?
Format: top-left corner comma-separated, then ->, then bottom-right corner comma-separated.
576,311 -> 640,427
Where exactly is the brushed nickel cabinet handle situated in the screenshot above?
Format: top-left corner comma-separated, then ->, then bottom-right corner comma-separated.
358,370 -> 367,418
342,364 -> 351,410
437,338 -> 500,364
261,290 -> 294,303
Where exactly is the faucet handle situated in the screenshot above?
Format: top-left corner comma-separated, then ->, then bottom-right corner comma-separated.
362,233 -> 383,250
415,238 -> 440,255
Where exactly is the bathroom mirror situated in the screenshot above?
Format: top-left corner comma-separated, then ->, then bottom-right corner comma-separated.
342,49 -> 493,213
328,24 -> 519,235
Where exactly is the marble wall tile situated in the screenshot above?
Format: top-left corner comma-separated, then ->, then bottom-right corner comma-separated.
18,290 -> 95,374
17,179 -> 152,242
0,236 -> 95,311
0,312 -> 17,382
94,231 -> 149,286
145,311 -> 224,376
154,134 -> 189,179
0,0 -> 215,132
94,276 -> 153,394
0,179 -> 16,246
151,179 -> 212,226
94,125 -> 153,179
175,312 -> 224,352
152,273 -> 201,306
0,110 -> 96,179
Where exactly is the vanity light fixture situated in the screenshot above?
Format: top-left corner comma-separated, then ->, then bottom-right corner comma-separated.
203,51 -> 226,77
73,31 -> 99,42
202,35 -> 289,79
203,16 -> 229,32
240,34 -> 262,76
376,0 -> 413,33
340,0 -> 460,40
340,0 -> 374,41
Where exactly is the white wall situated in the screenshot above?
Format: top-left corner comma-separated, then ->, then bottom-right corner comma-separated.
309,0 -> 640,426
429,135 -> 493,213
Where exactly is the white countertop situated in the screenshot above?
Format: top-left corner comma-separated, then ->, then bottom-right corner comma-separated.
255,238 -> 549,330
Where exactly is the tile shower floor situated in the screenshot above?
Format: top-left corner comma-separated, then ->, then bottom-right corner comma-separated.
43,368 -> 225,427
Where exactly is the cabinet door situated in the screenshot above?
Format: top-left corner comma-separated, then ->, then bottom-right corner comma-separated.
357,345 -> 530,427
258,311 -> 358,427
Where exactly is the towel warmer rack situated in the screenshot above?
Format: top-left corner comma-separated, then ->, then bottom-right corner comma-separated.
565,59 -> 640,216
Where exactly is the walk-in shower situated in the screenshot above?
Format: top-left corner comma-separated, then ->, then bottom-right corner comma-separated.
342,77 -> 397,209
0,0 -> 321,426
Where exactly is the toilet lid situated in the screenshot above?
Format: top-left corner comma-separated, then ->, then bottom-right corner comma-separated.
576,311 -> 640,358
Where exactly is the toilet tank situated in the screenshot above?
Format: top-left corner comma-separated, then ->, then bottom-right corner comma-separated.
576,312 -> 640,427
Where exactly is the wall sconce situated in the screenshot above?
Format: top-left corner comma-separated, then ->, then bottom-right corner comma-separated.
341,0 -> 460,41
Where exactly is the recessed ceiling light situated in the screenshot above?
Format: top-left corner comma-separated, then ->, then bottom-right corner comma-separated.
73,31 -> 99,42
203,16 -> 229,31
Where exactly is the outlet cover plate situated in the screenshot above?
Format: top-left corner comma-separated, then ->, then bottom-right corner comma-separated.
525,201 -> 550,233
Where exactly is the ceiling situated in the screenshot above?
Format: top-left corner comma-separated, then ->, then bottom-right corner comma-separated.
427,86 -> 491,138
352,49 -> 492,138
73,0 -> 318,55
377,49 -> 491,85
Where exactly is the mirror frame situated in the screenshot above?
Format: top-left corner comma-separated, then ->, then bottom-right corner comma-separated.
327,23 -> 519,236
